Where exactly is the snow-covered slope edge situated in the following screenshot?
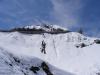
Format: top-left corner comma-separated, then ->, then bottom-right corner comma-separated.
0,46 -> 73,75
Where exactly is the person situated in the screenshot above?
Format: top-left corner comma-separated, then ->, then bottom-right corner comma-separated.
41,40 -> 46,54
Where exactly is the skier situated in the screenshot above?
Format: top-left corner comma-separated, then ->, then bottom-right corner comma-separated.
41,40 -> 46,54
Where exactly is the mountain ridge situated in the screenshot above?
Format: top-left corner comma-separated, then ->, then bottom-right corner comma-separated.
0,24 -> 70,34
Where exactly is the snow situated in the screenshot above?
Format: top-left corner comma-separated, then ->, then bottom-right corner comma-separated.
0,45 -> 73,75
0,28 -> 100,75
48,24 -> 67,31
23,24 -> 68,32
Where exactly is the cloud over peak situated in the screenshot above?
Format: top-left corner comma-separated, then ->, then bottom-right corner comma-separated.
50,0 -> 83,28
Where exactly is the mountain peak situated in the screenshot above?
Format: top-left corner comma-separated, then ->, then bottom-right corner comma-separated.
24,24 -> 68,31
11,24 -> 69,34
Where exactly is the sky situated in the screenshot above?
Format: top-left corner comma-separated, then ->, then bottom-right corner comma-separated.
0,0 -> 100,37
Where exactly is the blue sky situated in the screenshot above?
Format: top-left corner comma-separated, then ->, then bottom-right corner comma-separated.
0,0 -> 100,37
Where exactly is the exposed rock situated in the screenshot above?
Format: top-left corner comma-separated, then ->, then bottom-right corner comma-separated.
94,39 -> 100,44
41,62 -> 53,75
29,66 -> 40,74
76,43 -> 87,48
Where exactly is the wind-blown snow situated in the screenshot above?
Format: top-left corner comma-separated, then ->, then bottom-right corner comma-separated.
0,27 -> 100,75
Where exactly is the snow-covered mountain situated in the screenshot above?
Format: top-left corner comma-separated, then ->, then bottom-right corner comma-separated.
0,24 -> 100,75
9,24 -> 69,34
23,24 -> 68,31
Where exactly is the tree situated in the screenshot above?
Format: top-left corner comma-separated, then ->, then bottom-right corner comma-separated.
78,28 -> 83,34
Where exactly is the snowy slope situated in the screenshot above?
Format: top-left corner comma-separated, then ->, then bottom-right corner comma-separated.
0,47 -> 73,75
0,25 -> 100,75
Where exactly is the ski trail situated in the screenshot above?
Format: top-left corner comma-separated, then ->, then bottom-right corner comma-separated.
52,36 -> 58,58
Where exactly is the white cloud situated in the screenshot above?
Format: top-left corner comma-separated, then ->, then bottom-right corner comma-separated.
50,0 -> 83,28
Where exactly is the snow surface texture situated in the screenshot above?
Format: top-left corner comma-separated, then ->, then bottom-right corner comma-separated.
0,25 -> 100,75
